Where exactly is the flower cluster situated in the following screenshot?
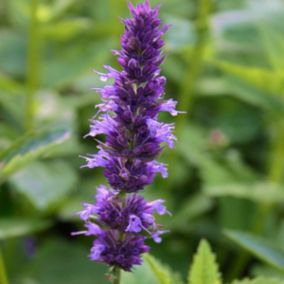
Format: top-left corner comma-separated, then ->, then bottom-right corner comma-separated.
74,0 -> 178,272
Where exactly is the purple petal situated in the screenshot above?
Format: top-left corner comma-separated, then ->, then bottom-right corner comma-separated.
77,203 -> 96,221
148,199 -> 167,215
126,214 -> 143,233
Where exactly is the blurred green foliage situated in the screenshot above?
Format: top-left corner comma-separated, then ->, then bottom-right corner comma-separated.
1,0 -> 284,283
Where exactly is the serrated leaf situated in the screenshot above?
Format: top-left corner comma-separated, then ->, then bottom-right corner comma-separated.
0,218 -> 51,240
226,230 -> 284,271
231,277 -> 283,284
0,126 -> 70,184
188,240 -> 221,284
9,161 -> 78,211
145,254 -> 183,284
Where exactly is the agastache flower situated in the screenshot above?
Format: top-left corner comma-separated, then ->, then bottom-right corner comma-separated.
73,0 -> 178,273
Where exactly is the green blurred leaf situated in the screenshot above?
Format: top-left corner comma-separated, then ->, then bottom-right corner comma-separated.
259,25 -> 284,70
0,73 -> 25,122
252,264 -> 284,280
224,76 -> 284,112
188,239 -> 221,284
145,254 -> 183,284
35,92 -> 82,156
41,18 -> 92,41
177,125 -> 209,167
0,218 -> 51,240
42,39 -> 113,89
121,256 -> 158,284
17,239 -> 108,284
226,230 -> 284,271
205,182 -> 284,204
9,160 -> 78,211
121,254 -> 184,284
58,176 -> 105,221
0,30 -> 26,76
163,15 -> 195,51
0,73 -> 23,94
212,60 -> 284,98
231,278 -> 283,284
0,127 -> 70,184
42,0 -> 77,22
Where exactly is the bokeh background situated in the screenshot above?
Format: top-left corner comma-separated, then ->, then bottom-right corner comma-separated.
1,0 -> 284,283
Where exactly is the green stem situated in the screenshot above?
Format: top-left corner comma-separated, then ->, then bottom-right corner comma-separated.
25,0 -> 40,131
0,248 -> 9,284
112,267 -> 121,284
0,0 -> 9,25
166,0 -> 211,190
175,0 -> 211,133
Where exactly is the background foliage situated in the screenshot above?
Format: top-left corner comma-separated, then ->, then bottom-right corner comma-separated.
1,0 -> 284,283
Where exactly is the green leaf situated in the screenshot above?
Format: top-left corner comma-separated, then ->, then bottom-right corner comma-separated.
0,218 -> 51,240
259,25 -> 284,70
0,74 -> 25,122
188,239 -> 221,284
231,277 -> 283,284
121,256 -> 159,284
225,230 -> 284,271
0,126 -> 70,184
16,239 -> 108,284
211,60 -> 284,97
252,264 -> 284,280
42,39 -> 113,89
224,76 -> 284,112
0,30 -> 26,77
163,15 -> 195,51
9,161 -> 78,211
177,125 -> 209,167
41,18 -> 92,41
205,182 -> 284,204
145,254 -> 183,284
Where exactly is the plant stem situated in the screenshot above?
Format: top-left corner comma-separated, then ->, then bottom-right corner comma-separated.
0,0 -> 10,25
175,0 -> 211,133
166,0 -> 211,190
25,0 -> 40,131
112,267 -> 121,284
0,248 -> 9,284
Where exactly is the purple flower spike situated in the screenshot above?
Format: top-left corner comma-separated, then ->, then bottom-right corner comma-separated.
73,0 -> 178,272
